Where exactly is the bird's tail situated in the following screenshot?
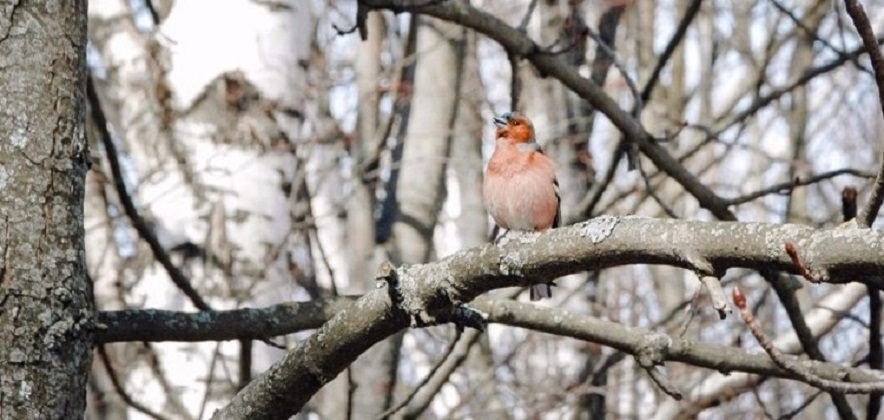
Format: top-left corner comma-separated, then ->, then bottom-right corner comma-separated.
530,283 -> 552,301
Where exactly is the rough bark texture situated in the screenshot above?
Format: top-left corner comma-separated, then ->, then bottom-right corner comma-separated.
203,216 -> 884,418
0,0 -> 92,417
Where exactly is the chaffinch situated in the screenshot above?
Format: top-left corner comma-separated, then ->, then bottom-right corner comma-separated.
483,112 -> 561,300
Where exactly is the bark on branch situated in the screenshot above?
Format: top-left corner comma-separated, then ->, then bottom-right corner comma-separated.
103,215 -> 884,418
102,296 -> 884,414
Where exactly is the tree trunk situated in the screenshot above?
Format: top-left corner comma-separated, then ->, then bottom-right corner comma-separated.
0,0 -> 92,417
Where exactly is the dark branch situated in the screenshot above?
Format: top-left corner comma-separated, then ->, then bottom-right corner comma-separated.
87,76 -> 212,311
845,0 -> 884,227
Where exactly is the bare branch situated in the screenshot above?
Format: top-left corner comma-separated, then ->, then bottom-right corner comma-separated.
734,286 -> 884,394
725,169 -> 874,206
843,0 -> 884,227
91,215 -> 884,418
97,346 -> 169,420
641,0 -> 702,103
359,0 -> 736,220
87,76 -> 211,311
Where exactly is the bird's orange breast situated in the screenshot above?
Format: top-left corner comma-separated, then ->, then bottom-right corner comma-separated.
483,143 -> 558,231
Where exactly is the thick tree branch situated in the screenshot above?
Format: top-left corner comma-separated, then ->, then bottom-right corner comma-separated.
98,296 -> 884,402
100,216 -> 884,342
95,297 -> 356,343
93,215 -> 884,417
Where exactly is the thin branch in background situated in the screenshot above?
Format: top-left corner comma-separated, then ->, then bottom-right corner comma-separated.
640,0 -> 703,104
346,367 -> 355,420
714,35 -> 884,132
142,342 -> 194,419
641,364 -> 682,400
637,158 -> 678,218
517,0 -> 538,32
750,385 -> 776,420
769,0 -> 855,63
677,283 -> 704,337
143,0 -> 160,26
376,15 -> 418,244
87,76 -> 212,311
238,339 -> 252,391
778,390 -> 823,420
842,0 -> 884,227
508,51 -> 521,110
399,329 -> 484,418
196,343 -> 223,420
98,345 -> 169,420
847,188 -> 884,417
734,286 -> 884,394
377,328 -> 464,419
584,27 -> 641,114
725,169 -> 874,206
869,285 -> 882,418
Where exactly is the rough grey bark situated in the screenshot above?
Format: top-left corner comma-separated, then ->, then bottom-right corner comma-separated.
206,216 -> 884,418
96,293 -> 884,391
0,0 -> 93,417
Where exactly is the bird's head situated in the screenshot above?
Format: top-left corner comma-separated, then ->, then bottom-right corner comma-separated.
493,112 -> 534,143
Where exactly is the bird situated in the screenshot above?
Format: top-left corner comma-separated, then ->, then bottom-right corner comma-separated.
483,112 -> 561,300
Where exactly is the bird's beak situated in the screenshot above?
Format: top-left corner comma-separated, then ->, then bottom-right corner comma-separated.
493,115 -> 508,126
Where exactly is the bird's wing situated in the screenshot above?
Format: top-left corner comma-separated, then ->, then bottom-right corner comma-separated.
517,140 -> 561,228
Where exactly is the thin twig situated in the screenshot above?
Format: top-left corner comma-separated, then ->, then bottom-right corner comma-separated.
734,286 -> 884,394
376,329 -> 465,419
517,0 -> 538,32
725,169 -> 874,206
87,76 -> 211,311
769,0 -> 854,64
584,27 -> 641,114
98,345 -> 169,420
637,156 -> 678,218
640,0 -> 703,103
778,390 -> 823,420
677,283 -> 704,337
643,365 -> 682,400
870,286 -> 882,417
844,0 -> 884,227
